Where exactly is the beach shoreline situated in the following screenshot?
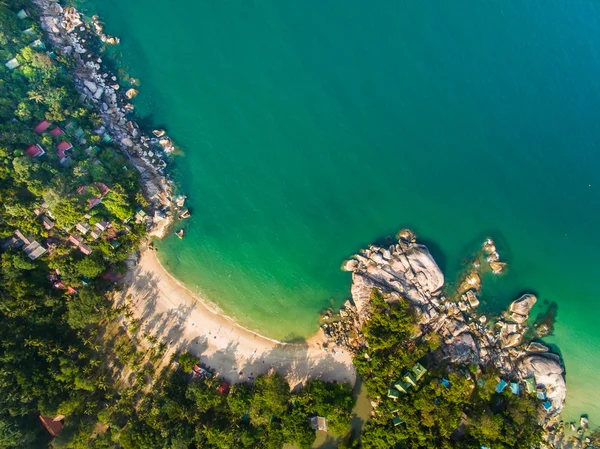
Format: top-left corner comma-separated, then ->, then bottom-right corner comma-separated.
119,249 -> 356,387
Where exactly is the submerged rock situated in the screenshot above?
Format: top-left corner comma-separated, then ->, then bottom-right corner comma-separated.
125,88 -> 138,99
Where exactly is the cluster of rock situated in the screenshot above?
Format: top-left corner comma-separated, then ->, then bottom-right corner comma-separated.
332,231 -> 567,415
34,0 -> 182,238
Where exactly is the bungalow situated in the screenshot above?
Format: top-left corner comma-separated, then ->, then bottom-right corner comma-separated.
217,381 -> 230,396
393,379 -> 409,394
93,182 -> 110,196
75,223 -> 91,234
309,416 -> 328,432
79,243 -> 92,255
25,144 -> 45,158
23,240 -> 46,260
524,377 -> 536,395
56,141 -> 73,159
95,220 -> 109,231
50,126 -> 65,137
17,9 -> 30,19
66,286 -> 77,295
39,415 -> 63,437
402,372 -> 417,388
90,228 -> 102,240
440,378 -> 451,388
33,120 -> 52,134
388,388 -> 400,400
392,416 -> 405,427
5,58 -> 21,70
411,363 -> 427,381
495,379 -> 508,393
510,382 -> 521,395
542,400 -> 553,412
41,216 -> 55,230
68,234 -> 84,246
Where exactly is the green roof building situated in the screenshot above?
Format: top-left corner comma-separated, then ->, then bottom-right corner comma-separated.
393,379 -> 409,394
525,377 -> 536,395
387,388 -> 400,400
402,372 -> 417,388
412,363 -> 427,381
392,416 -> 405,427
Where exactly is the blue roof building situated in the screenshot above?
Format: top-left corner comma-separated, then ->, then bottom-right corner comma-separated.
495,379 -> 508,393
510,382 -> 521,395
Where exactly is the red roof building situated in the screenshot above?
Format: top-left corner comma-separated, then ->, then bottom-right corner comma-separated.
49,126 -> 65,137
217,381 -> 230,396
66,286 -> 77,295
33,120 -> 52,134
79,243 -> 92,255
39,416 -> 63,436
68,234 -> 83,246
93,182 -> 110,196
56,141 -> 73,159
25,144 -> 45,158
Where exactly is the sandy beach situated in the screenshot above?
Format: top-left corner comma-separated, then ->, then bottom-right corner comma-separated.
119,249 -> 356,387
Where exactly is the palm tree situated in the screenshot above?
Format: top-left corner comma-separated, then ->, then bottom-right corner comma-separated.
27,91 -> 43,104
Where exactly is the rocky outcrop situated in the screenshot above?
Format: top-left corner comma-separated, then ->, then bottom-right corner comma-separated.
33,0 -> 180,239
330,232 -> 567,416
344,238 -> 443,322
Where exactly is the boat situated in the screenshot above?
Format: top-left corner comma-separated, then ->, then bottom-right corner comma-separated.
176,229 -> 184,239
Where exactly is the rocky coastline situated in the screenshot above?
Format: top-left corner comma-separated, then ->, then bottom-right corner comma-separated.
33,0 -> 185,238
324,230 -> 593,446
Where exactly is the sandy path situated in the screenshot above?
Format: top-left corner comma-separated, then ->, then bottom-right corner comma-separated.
119,249 -> 356,387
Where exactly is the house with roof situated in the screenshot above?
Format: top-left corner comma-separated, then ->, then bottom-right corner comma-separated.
411,363 -> 427,381
56,141 -> 73,160
34,120 -> 52,134
39,415 -> 63,437
309,416 -> 328,432
41,216 -> 55,230
388,388 -> 400,400
25,144 -> 45,158
5,58 -> 20,70
79,243 -> 92,255
393,379 -> 409,394
217,381 -> 230,396
17,9 -> 30,19
68,234 -> 84,246
402,372 -> 417,388
90,227 -> 102,240
76,223 -> 90,234
23,240 -> 46,260
50,126 -> 65,137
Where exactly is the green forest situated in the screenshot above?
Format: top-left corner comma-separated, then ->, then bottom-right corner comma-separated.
0,2 -> 555,449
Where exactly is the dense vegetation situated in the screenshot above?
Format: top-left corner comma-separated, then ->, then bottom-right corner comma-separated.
0,2 -> 559,449
0,3 -> 357,448
0,2 -> 145,447
353,291 -> 543,449
109,356 -> 354,449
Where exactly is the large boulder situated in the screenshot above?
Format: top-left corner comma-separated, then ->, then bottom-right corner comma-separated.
509,294 -> 537,317
519,354 -> 566,413
444,332 -> 479,366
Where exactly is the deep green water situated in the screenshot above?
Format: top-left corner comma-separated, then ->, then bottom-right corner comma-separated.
78,0 -> 600,421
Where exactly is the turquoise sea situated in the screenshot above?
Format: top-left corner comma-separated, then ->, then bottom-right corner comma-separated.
77,0 -> 600,421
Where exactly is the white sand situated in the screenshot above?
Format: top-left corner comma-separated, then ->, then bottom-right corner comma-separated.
120,249 -> 356,387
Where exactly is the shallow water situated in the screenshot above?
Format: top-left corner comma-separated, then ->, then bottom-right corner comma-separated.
78,0 -> 600,421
